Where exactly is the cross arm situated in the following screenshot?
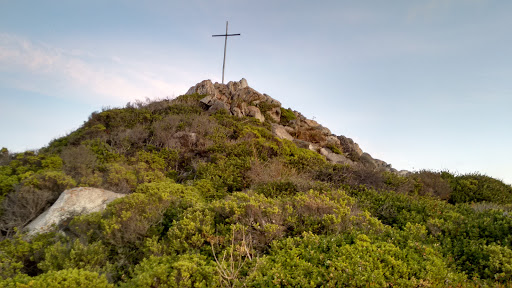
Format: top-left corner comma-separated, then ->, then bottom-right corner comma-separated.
212,33 -> 241,37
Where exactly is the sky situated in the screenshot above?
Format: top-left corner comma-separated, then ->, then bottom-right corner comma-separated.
1,0 -> 511,184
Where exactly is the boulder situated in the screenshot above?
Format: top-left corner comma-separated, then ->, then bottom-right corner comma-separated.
338,135 -> 363,161
200,95 -> 215,106
246,106 -> 265,122
272,124 -> 294,141
320,148 -> 353,165
304,119 -> 320,128
293,139 -> 319,152
186,79 -> 216,96
359,152 -> 393,172
208,100 -> 230,113
231,107 -> 244,118
25,187 -> 126,236
268,106 -> 281,122
239,78 -> 248,89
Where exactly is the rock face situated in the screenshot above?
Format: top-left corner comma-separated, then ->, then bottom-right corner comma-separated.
186,78 -> 280,121
186,78 -> 404,174
25,187 -> 126,236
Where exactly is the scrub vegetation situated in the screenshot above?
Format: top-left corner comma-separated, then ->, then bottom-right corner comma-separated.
0,94 -> 511,287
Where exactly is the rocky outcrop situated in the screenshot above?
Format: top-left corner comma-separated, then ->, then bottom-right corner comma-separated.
185,78 -> 404,174
25,187 -> 126,236
187,78 -> 281,122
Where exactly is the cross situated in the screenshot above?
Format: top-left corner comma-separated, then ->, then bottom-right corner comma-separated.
212,21 -> 240,84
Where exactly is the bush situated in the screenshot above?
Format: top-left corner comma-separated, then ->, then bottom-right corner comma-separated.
412,170 -> 452,199
280,108 -> 296,125
246,232 -> 466,287
0,231 -> 58,279
121,254 -> 218,288
449,173 -> 512,204
0,268 -> 113,288
0,186 -> 59,236
0,166 -> 18,196
38,239 -> 111,275
22,170 -> 76,193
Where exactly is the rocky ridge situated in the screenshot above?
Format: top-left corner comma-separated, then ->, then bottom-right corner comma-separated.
186,78 -> 407,174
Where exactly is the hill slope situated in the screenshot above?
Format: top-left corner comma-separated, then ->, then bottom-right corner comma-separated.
0,79 -> 511,286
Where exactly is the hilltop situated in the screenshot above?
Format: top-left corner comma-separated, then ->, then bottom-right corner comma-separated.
0,79 -> 511,287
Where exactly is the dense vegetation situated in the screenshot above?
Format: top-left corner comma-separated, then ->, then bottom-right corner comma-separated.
0,93 -> 511,287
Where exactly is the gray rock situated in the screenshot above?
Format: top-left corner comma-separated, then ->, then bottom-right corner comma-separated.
200,95 -> 215,106
304,119 -> 320,128
337,135 -> 363,161
360,152 -> 378,169
320,148 -> 353,165
246,106 -> 265,122
326,136 -> 340,146
272,124 -> 294,141
284,126 -> 295,134
186,79 -> 216,96
268,106 -> 281,123
25,187 -> 126,236
239,78 -> 248,89
231,107 -> 244,118
208,100 -> 230,113
293,139 -> 319,152
397,170 -> 411,176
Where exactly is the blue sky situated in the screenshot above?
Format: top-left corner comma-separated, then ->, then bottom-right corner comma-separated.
1,0 -> 511,184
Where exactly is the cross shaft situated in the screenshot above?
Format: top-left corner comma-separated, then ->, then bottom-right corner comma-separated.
212,21 -> 240,84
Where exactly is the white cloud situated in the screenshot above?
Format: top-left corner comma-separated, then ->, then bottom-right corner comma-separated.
0,33 -> 192,104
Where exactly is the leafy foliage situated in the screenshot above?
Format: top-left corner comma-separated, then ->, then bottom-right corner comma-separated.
1,92 -> 511,286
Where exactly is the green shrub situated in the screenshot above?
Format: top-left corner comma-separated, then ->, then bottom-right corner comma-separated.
22,171 -> 76,192
254,180 -> 298,198
38,239 -> 111,274
104,163 -> 137,193
197,156 -> 252,193
166,208 -> 215,254
0,230 -> 58,279
412,170 -> 452,199
0,166 -> 18,196
121,254 -> 218,288
326,143 -> 343,155
0,268 -> 113,288
280,108 -> 296,125
246,232 -> 466,287
449,173 -> 512,204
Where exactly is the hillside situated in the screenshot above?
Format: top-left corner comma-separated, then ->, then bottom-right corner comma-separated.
1,79 -> 511,287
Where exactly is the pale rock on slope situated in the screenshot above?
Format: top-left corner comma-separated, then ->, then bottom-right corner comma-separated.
24,187 -> 126,236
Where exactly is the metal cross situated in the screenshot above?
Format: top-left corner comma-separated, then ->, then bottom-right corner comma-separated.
212,21 -> 240,84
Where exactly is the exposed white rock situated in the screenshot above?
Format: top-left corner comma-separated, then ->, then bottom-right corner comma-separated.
25,187 -> 126,236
